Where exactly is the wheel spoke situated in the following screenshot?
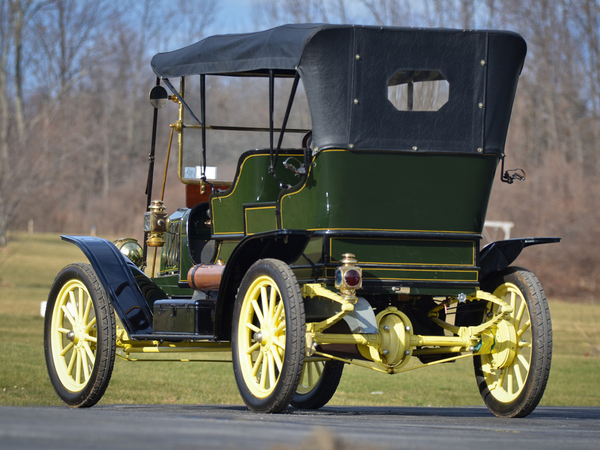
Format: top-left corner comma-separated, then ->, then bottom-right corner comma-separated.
82,348 -> 91,380
83,295 -> 93,324
517,319 -> 531,339
246,322 -> 260,333
61,304 -> 76,327
260,357 -> 268,390
260,286 -> 269,320
85,316 -> 97,333
517,353 -> 530,372
251,299 -> 265,325
273,320 -> 285,335
78,288 -> 85,322
272,335 -> 285,351
513,363 -> 524,390
66,347 -> 77,376
68,291 -> 77,318
271,347 -> 283,371
82,341 -> 96,364
498,368 -> 507,391
60,341 -> 74,357
306,362 -> 314,387
274,300 -> 284,323
246,342 -> 260,355
268,286 -> 277,321
267,352 -> 276,388
315,361 -> 323,377
57,327 -> 71,335
252,352 -> 264,377
508,291 -> 516,319
75,349 -> 82,384
515,298 -> 526,329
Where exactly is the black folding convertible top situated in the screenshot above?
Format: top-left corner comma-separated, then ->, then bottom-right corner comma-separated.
152,24 -> 526,155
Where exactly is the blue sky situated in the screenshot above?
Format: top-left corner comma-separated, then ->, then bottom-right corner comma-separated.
215,0 -> 370,34
218,0 -> 259,33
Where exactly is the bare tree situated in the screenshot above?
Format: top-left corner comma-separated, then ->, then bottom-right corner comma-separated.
0,0 -> 13,164
0,0 -> 12,245
0,0 -> 49,245
12,0 -> 29,139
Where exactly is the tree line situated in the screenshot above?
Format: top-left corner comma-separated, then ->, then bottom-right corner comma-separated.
1,0 -> 599,300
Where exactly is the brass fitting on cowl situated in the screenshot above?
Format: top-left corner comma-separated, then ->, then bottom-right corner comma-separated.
145,200 -> 169,247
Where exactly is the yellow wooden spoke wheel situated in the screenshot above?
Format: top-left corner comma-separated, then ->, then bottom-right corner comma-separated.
474,267 -> 552,418
291,359 -> 344,409
297,360 -> 325,396
44,263 -> 116,407
232,259 -> 305,413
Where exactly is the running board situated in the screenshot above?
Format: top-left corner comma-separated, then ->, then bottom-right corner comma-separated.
130,333 -> 217,341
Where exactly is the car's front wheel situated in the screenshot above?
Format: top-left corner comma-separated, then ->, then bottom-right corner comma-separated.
44,263 -> 116,407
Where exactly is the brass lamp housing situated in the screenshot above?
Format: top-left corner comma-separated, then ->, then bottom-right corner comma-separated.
335,253 -> 363,299
145,200 -> 169,247
113,238 -> 144,267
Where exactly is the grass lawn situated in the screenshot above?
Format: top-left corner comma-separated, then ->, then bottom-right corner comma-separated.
1,233 -> 599,407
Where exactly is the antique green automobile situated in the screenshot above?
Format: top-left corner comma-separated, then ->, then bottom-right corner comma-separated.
44,24 -> 559,417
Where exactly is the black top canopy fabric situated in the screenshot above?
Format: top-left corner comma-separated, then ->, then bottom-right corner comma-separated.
151,24 -> 527,155
151,23 -> 327,77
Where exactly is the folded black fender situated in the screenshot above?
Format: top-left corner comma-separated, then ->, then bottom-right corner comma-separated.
61,235 -> 167,337
479,237 -> 561,281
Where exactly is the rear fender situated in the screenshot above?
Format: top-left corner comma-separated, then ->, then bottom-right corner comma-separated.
455,237 -> 560,327
61,235 -> 167,336
479,237 -> 560,281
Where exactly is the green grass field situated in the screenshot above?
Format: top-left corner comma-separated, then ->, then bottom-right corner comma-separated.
1,233 -> 599,407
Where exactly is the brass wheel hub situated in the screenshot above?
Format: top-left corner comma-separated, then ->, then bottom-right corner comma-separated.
489,320 -> 517,369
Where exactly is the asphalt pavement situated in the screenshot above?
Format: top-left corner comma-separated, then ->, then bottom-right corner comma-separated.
1,405 -> 598,450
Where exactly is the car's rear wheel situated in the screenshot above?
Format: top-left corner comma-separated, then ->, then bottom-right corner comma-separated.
291,359 -> 344,409
232,259 -> 305,413
44,263 -> 116,407
474,267 -> 552,418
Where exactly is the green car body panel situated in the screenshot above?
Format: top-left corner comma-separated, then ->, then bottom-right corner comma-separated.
280,149 -> 498,234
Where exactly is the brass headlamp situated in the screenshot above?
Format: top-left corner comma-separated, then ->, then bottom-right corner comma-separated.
113,238 -> 144,267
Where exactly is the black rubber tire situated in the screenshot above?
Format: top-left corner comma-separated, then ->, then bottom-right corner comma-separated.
232,259 -> 305,413
291,360 -> 344,409
474,267 -> 552,418
44,263 -> 116,408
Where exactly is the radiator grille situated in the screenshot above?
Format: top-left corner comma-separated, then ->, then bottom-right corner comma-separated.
162,221 -> 181,271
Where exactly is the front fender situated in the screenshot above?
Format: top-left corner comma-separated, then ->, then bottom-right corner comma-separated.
61,235 -> 167,337
479,237 -> 560,281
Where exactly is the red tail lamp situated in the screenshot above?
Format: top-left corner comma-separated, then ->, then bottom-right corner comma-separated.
335,253 -> 363,294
